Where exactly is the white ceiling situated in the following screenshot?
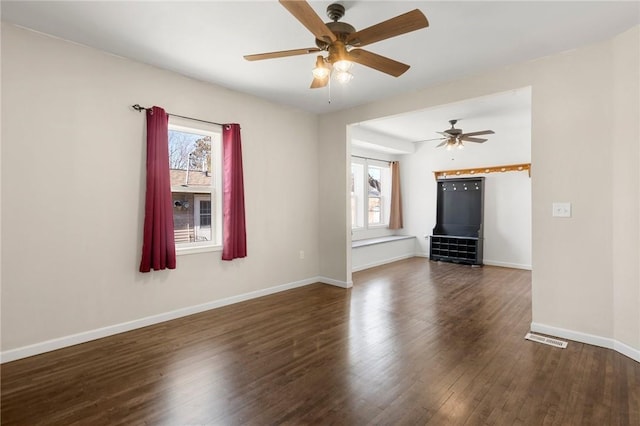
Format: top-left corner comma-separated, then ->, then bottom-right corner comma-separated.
2,0 -> 638,117
353,86 -> 532,151
1,1 -> 637,154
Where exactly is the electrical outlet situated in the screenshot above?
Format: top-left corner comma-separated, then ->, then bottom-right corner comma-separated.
299,250 -> 305,259
552,202 -> 571,218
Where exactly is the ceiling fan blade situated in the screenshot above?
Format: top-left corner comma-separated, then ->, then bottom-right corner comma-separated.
461,130 -> 495,137
460,136 -> 487,143
279,0 -> 336,43
419,137 -> 446,142
310,75 -> 329,89
435,140 -> 450,147
346,9 -> 428,47
244,47 -> 321,61
348,49 -> 410,77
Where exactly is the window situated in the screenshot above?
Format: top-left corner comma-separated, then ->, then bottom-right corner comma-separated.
168,119 -> 222,253
351,162 -> 365,229
367,166 -> 383,225
351,157 -> 391,230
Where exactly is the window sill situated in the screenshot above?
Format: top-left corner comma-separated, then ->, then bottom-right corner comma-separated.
176,245 -> 222,256
352,235 -> 415,248
351,224 -> 387,232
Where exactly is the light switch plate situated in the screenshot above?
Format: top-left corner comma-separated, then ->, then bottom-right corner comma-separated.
552,202 -> 571,218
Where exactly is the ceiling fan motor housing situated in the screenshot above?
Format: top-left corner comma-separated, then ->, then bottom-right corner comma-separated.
315,21 -> 356,49
315,3 -> 357,51
446,119 -> 462,136
326,3 -> 345,21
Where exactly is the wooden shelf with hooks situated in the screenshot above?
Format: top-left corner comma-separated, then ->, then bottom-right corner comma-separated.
433,163 -> 531,180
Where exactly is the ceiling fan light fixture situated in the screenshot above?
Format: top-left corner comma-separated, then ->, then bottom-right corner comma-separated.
245,2 -> 429,89
312,55 -> 331,79
457,140 -> 464,150
335,70 -> 354,84
333,59 -> 353,72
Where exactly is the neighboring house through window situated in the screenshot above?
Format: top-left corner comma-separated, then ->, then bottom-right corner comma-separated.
168,118 -> 222,253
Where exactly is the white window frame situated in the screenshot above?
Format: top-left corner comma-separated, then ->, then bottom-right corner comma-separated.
350,157 -> 391,231
366,163 -> 386,228
351,159 -> 366,231
168,118 -> 223,255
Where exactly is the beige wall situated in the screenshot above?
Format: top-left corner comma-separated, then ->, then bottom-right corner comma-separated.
1,24 -> 320,351
611,27 -> 640,350
318,118 -> 351,285
2,22 -> 638,359
318,27 -> 640,354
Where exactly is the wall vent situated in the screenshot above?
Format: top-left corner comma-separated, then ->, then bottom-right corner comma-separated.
524,332 -> 568,348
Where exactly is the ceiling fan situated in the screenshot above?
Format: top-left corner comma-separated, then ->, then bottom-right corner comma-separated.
422,119 -> 495,150
244,1 -> 429,88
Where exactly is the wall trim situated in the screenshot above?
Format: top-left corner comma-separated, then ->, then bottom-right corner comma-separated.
352,253 -> 415,272
531,322 -> 640,363
318,276 -> 352,288
484,260 -> 532,270
414,253 -> 531,270
351,235 -> 415,248
1,276 -> 328,364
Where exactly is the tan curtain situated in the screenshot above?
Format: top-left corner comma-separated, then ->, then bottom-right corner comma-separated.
389,161 -> 403,229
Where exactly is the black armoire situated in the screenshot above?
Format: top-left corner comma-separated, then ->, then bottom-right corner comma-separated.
429,177 -> 484,266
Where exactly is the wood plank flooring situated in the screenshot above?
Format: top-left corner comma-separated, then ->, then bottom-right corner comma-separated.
2,258 -> 639,425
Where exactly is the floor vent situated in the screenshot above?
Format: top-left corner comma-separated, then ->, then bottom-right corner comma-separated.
524,332 -> 568,348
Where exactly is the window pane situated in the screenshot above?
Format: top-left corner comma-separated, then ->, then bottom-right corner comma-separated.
172,193 -> 195,243
368,197 -> 381,224
368,165 -> 385,225
168,130 -> 212,187
368,167 -> 381,196
171,194 -> 214,242
351,163 -> 364,228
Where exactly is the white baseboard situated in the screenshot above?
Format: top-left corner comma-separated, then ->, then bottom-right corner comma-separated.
1,276 -> 330,363
318,276 -> 352,288
531,322 -> 640,363
484,260 -> 532,270
352,253 -> 415,272
614,340 -> 640,363
414,253 -> 531,270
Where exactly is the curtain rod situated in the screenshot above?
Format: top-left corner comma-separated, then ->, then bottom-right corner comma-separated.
352,155 -> 393,164
132,104 -> 224,127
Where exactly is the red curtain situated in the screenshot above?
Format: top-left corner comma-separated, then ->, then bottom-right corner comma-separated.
222,124 -> 247,260
139,106 -> 176,272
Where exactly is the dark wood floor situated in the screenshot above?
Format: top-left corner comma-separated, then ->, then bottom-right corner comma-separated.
2,258 -> 639,425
